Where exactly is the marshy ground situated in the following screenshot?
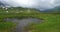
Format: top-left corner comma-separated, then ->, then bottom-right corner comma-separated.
4,18 -> 43,32
0,7 -> 60,32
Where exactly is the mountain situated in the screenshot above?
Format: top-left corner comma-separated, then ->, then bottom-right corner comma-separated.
0,2 -> 5,6
0,6 -> 40,13
43,6 -> 60,13
0,1 -> 10,7
7,7 -> 40,11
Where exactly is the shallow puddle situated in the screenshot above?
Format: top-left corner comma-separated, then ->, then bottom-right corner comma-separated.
4,18 -> 43,32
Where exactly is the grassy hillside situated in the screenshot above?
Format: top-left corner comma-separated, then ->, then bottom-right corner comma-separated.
0,7 -> 60,32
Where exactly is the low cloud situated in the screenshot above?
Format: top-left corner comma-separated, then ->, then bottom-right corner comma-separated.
0,0 -> 60,10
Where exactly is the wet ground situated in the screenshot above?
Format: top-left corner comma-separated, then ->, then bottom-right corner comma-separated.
4,18 -> 43,32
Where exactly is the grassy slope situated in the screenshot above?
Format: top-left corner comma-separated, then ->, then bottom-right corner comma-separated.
0,7 -> 60,32
0,13 -> 60,32
29,14 -> 60,32
0,22 -> 16,32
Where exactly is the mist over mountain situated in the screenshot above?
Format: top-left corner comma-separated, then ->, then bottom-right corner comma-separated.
0,2 -> 10,7
43,6 -> 60,13
0,0 -> 60,10
0,2 -> 5,6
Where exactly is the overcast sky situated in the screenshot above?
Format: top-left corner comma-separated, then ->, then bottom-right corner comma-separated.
0,0 -> 60,10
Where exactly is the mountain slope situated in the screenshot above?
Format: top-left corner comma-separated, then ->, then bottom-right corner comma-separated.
0,2 -> 5,6
43,6 -> 60,13
0,1 -> 10,7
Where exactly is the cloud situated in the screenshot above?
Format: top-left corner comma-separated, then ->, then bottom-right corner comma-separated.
0,0 -> 60,10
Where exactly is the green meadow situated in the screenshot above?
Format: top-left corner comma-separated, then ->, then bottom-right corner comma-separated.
0,7 -> 60,32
